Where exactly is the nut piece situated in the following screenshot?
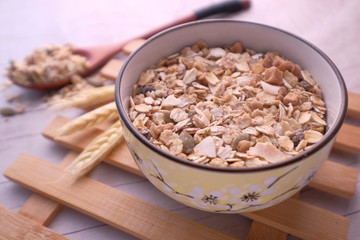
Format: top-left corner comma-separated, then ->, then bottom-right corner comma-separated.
273,56 -> 301,79
237,140 -> 251,153
283,92 -> 300,106
263,66 -> 283,86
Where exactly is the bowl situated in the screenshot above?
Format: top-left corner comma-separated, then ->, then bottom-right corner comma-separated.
115,20 -> 347,213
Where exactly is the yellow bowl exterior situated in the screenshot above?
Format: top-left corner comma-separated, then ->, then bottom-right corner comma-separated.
122,123 -> 334,213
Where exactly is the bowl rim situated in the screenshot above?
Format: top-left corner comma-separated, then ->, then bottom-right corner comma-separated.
115,19 -> 348,173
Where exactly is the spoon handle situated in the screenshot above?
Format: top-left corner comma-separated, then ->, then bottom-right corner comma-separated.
141,0 -> 250,39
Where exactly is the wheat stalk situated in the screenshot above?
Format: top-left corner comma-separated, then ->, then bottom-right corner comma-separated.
65,120 -> 123,176
50,85 -> 115,110
58,101 -> 118,136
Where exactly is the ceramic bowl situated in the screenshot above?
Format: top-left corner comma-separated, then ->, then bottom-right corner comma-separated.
115,20 -> 347,213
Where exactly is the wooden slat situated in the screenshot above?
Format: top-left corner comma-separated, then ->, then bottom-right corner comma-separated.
347,92 -> 360,118
122,39 -> 146,55
0,206 -> 69,240
247,221 -> 288,240
4,154 -> 349,240
310,160 -> 359,199
4,154 -> 238,240
246,192 -> 301,240
42,115 -> 359,199
99,59 -> 123,80
334,123 -> 360,154
242,197 -> 349,240
17,152 -> 77,226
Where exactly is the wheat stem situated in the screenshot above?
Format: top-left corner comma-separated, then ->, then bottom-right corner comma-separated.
58,101 -> 118,136
65,120 -> 123,176
50,85 -> 114,110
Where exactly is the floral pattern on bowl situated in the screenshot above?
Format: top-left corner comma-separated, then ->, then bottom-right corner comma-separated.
127,140 -> 323,213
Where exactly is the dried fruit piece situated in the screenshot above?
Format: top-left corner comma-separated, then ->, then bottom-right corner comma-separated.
283,92 -> 300,106
263,66 -> 283,86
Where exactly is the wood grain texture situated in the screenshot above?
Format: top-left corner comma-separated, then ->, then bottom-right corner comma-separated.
246,192 -> 301,240
242,198 -> 349,240
335,123 -> 360,154
4,154 -> 350,240
99,59 -> 124,80
17,152 -> 77,226
42,115 -> 359,199
247,221 -> 288,240
347,92 -> 360,119
311,160 -> 359,199
4,153 -> 238,240
122,39 -> 146,55
0,206 -> 69,240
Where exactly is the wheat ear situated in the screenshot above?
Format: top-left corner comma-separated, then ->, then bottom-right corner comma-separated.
65,120 -> 123,176
58,102 -> 118,136
50,85 -> 115,110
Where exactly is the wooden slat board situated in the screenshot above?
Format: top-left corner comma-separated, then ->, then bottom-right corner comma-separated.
42,115 -> 359,199
99,59 -> 124,80
122,39 -> 146,55
242,198 -> 349,240
4,153 -> 350,240
4,154 -> 238,240
17,153 -> 76,226
348,92 -> 360,119
247,221 -> 288,240
0,206 -> 69,240
334,123 -> 360,154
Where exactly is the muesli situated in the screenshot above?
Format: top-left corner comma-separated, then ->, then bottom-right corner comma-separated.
128,41 -> 327,167
5,44 -> 88,86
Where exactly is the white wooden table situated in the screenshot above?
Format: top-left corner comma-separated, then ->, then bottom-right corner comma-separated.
1,0 -> 359,239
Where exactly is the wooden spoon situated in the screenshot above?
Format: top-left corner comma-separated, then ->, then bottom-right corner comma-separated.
17,0 -> 250,90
